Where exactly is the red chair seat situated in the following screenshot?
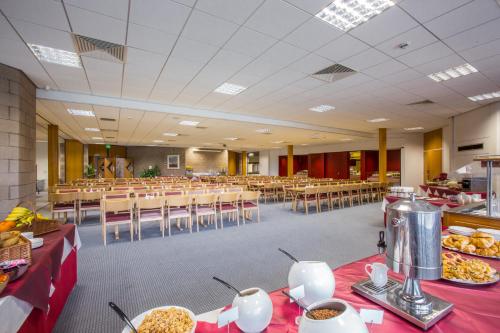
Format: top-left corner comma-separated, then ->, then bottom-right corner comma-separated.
53,203 -> 75,211
319,194 -> 329,199
169,208 -> 190,218
298,194 -> 316,201
196,207 -> 215,214
242,202 -> 257,208
139,209 -> 163,219
81,202 -> 100,209
105,212 -> 131,223
219,203 -> 237,211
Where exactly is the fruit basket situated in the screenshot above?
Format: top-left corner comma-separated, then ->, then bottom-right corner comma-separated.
2,202 -> 59,236
0,233 -> 32,265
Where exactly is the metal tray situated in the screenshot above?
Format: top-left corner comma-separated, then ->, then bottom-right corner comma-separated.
441,272 -> 499,286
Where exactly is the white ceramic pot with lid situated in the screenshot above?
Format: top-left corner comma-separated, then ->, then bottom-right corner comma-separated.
298,298 -> 368,333
232,288 -> 273,333
288,261 -> 335,307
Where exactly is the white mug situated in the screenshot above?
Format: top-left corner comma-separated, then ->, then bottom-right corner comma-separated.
365,263 -> 388,287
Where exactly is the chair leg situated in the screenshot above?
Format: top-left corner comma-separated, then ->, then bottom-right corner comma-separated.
138,219 -> 141,241
257,208 -> 260,223
130,222 -> 134,242
236,209 -> 240,226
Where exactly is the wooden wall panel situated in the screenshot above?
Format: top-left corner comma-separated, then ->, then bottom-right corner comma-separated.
47,124 -> 59,187
88,144 -> 127,159
308,153 -> 325,178
324,152 -> 350,179
228,151 -> 237,176
424,129 -> 443,181
387,149 -> 401,171
65,140 -> 83,183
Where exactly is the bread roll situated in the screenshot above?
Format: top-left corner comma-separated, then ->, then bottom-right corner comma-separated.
471,232 -> 495,249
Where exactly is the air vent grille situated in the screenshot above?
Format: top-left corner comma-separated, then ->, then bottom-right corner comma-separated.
311,63 -> 356,83
195,126 -> 208,129
407,99 -> 435,106
72,34 -> 126,63
100,117 -> 116,122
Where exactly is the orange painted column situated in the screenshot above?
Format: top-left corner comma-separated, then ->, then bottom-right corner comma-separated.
287,145 -> 293,177
379,128 -> 387,183
48,124 -> 59,187
242,151 -> 247,176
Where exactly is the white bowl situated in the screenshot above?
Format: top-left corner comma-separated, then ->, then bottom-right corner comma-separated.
121,306 -> 197,333
232,288 -> 273,333
288,261 -> 335,307
298,298 -> 368,333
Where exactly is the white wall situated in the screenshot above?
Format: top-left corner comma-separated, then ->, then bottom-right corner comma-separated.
258,151 -> 270,176
36,141 -> 48,190
258,133 -> 424,188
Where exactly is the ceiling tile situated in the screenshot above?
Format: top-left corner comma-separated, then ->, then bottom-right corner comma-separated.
399,0 -> 473,23
0,0 -> 70,31
195,0 -> 263,24
397,41 -> 454,67
181,10 -> 239,47
287,53 -> 332,74
223,27 -> 277,58
82,57 -> 123,97
0,14 -> 18,40
244,0 -> 310,39
441,73 -> 499,96
258,41 -> 309,68
315,34 -> 369,62
375,26 -> 437,57
284,17 -> 344,52
170,38 -> 219,64
129,0 -> 191,35
125,48 -> 166,78
362,59 -> 408,78
64,0 -> 129,20
341,48 -> 390,71
282,0 -> 331,14
127,24 -> 177,55
424,0 -> 500,39
66,5 -> 127,45
350,6 -> 419,46
380,68 -> 423,84
444,17 -> 500,52
413,53 -> 466,75
11,19 -> 75,51
44,63 -> 91,93
460,38 -> 500,62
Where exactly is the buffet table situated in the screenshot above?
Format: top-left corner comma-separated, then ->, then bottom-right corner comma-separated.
195,254 -> 500,332
420,185 -> 487,199
0,224 -> 80,333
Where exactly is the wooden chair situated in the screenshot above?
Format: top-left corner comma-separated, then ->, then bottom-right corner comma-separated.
217,192 -> 240,228
137,196 -> 165,240
111,186 -> 131,192
103,191 -> 130,200
78,190 -> 102,224
282,184 -> 295,206
101,198 -> 134,245
193,194 -> 218,232
317,186 -> 330,212
240,191 -> 261,223
360,183 -> 371,204
296,187 -> 318,214
165,195 -> 192,235
50,192 -> 78,222
351,184 -> 362,206
329,185 -> 342,209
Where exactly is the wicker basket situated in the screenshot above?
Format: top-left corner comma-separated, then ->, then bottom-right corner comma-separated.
0,235 -> 32,265
31,218 -> 60,236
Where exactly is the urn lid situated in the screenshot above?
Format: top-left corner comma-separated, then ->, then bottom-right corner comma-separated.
387,193 -> 440,214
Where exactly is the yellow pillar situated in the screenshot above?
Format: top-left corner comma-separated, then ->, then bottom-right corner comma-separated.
65,139 -> 84,183
227,151 -> 237,176
242,151 -> 247,176
287,145 -> 293,177
48,124 -> 59,187
379,128 -> 387,183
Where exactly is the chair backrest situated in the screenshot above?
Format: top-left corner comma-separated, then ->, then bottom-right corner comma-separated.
195,193 -> 217,205
79,191 -> 102,201
111,186 -> 131,191
56,188 -> 80,193
240,191 -> 260,201
50,192 -> 77,203
166,195 -> 191,207
304,187 -> 318,195
104,191 -> 130,199
225,187 -> 243,192
132,186 -> 149,191
186,189 -> 205,195
103,199 -> 132,213
134,190 -> 160,198
137,196 -> 164,210
164,190 -> 183,196
219,192 -> 239,203
206,188 -> 224,194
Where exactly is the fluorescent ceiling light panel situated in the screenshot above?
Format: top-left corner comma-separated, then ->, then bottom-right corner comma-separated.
316,0 -> 395,32
179,120 -> 199,126
224,137 -> 239,141
256,128 -> 272,134
214,83 -> 247,95
340,138 -> 352,141
427,63 -> 478,82
309,105 -> 335,112
468,91 -> 500,101
28,43 -> 81,68
367,118 -> 389,123
404,126 -> 424,131
85,128 -> 100,132
163,132 -> 179,137
68,109 -> 94,117
272,140 -> 284,144
92,137 -> 103,140
152,140 -> 164,143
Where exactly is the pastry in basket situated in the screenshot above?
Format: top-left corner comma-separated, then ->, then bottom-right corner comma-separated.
0,231 -> 22,248
442,252 -> 497,283
470,232 -> 495,249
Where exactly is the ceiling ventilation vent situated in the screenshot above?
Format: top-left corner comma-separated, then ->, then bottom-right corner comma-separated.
194,148 -> 223,153
100,117 -> 116,122
72,34 -> 126,63
311,63 -> 356,83
406,99 -> 435,106
195,126 -> 208,129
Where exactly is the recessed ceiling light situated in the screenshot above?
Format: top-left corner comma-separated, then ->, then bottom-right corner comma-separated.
256,128 -> 272,134
224,137 -> 239,141
163,132 -> 179,137
367,118 -> 389,123
309,105 -> 335,112
92,137 -> 103,140
153,140 -> 164,143
68,109 -> 95,117
300,143 -> 309,146
28,43 -> 81,68
316,0 -> 395,32
272,146 -> 281,149
271,140 -> 284,144
468,91 -> 500,101
404,126 -> 424,131
341,138 -> 353,141
214,83 -> 247,95
427,63 -> 478,82
85,128 -> 100,132
179,120 -> 199,126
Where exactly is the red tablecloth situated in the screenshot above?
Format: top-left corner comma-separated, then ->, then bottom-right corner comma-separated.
1,224 -> 76,312
386,195 -> 462,209
420,185 -> 488,199
196,254 -> 500,333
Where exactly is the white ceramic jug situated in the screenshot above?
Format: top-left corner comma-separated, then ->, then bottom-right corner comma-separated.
288,261 -> 335,307
365,262 -> 388,287
232,288 -> 273,333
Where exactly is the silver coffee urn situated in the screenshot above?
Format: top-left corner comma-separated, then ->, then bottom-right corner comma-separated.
353,194 -> 453,330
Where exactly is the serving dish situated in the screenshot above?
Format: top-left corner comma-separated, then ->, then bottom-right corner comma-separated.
448,226 -> 475,237
442,252 -> 498,286
442,273 -> 499,286
441,235 -> 499,260
477,228 -> 500,241
121,305 -> 196,333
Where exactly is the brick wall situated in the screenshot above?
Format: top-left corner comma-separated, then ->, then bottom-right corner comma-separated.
0,64 -> 36,218
127,146 -> 186,177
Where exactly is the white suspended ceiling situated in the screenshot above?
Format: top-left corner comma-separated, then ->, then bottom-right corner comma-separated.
1,0 -> 500,148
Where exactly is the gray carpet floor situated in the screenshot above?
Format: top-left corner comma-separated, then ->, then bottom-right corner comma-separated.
48,201 -> 384,333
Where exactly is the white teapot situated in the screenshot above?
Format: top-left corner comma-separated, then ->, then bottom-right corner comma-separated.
232,288 -> 273,333
288,261 -> 335,307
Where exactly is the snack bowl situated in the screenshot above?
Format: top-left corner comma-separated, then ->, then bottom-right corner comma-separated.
121,305 -> 197,333
298,298 -> 368,333
232,287 -> 273,333
288,261 -> 335,307
0,259 -> 29,281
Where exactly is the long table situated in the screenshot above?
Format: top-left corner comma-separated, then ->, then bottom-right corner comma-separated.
194,254 -> 500,332
0,224 -> 80,333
